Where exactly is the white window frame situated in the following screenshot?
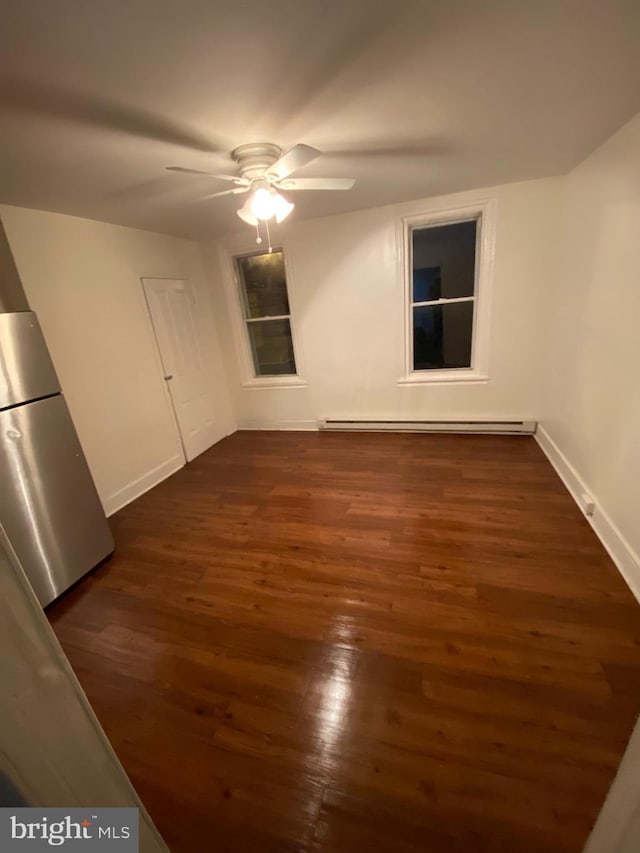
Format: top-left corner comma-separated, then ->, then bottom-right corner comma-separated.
398,199 -> 496,385
219,238 -> 306,390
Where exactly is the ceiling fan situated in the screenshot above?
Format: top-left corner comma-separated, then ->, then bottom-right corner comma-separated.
166,142 -> 355,229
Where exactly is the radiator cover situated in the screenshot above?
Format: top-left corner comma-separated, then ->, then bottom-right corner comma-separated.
319,419 -> 537,435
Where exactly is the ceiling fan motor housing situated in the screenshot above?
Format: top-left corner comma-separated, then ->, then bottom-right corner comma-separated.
232,143 -> 282,181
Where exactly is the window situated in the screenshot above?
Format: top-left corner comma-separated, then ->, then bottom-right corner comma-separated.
235,249 -> 298,377
401,202 -> 494,383
411,219 -> 477,371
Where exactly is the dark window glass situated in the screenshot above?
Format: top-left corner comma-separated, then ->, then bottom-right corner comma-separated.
413,266 -> 442,302
247,319 -> 297,376
237,251 -> 289,318
412,221 -> 477,301
413,302 -> 473,370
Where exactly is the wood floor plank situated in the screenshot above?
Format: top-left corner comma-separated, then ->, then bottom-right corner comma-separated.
47,431 -> 640,852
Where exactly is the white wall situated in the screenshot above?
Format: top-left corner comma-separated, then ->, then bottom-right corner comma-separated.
539,112 -> 640,593
204,177 -> 562,430
1,205 -> 235,515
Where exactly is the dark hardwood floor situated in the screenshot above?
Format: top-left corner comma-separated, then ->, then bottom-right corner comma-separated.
48,431 -> 640,852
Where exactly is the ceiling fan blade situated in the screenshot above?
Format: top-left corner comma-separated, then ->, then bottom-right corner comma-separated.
166,166 -> 248,185
201,187 -> 249,200
0,75 -> 220,153
275,177 -> 355,191
323,144 -> 449,159
266,144 -> 320,180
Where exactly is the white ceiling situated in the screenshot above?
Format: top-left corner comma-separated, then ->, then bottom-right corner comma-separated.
1,0 -> 639,240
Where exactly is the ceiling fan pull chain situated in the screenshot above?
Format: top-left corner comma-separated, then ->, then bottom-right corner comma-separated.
265,218 -> 273,253
255,222 -> 262,245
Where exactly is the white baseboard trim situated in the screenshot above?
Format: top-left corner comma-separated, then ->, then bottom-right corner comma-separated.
103,454 -> 184,517
238,420 -> 319,431
536,425 -> 640,604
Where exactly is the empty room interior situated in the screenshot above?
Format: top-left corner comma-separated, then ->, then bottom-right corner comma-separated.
1,1 -> 640,851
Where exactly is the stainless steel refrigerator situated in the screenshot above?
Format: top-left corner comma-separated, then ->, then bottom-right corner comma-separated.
0,219 -> 113,606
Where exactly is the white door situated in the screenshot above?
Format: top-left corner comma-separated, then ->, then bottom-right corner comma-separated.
142,278 -> 220,462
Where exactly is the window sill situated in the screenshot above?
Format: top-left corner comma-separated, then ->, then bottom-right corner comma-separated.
241,376 -> 308,391
398,370 -> 488,386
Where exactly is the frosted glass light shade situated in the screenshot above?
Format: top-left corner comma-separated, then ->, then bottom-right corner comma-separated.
273,193 -> 294,223
237,197 -> 258,226
251,187 -> 275,220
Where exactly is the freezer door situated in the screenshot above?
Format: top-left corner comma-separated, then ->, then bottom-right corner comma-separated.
0,311 -> 60,409
0,394 -> 114,606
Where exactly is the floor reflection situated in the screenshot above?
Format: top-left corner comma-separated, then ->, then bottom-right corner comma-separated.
314,617 -> 359,762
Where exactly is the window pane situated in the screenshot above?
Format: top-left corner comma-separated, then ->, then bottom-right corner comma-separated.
247,319 -> 297,376
412,220 -> 477,301
413,301 -> 473,370
413,266 -> 442,302
237,251 -> 290,318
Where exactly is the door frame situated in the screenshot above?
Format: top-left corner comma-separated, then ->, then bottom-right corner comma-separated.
140,276 -> 189,465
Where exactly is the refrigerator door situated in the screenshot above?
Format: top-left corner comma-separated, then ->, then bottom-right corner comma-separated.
0,394 -> 114,606
0,311 -> 61,409
0,527 -> 169,852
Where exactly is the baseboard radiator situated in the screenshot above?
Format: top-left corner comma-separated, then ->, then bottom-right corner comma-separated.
319,419 -> 537,435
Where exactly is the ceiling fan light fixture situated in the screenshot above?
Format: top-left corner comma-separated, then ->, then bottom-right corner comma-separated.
240,183 -> 294,226
250,186 -> 277,221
